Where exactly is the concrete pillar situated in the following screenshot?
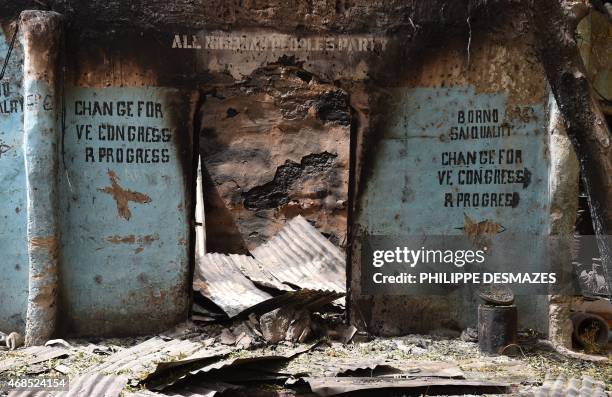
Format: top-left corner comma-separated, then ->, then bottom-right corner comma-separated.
20,10 -> 63,346
548,93 -> 580,347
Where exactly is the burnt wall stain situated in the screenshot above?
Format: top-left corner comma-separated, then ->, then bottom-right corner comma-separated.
226,107 -> 238,118
201,165 -> 250,254
295,70 -> 313,83
315,91 -> 350,125
106,234 -> 136,244
199,64 -> 350,251
243,151 -> 337,210
460,213 -> 506,243
0,0 -> 496,41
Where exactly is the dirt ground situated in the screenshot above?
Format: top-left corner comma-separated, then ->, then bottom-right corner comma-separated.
0,323 -> 609,396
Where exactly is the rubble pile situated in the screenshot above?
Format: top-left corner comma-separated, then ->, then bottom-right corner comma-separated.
178,215 -> 350,357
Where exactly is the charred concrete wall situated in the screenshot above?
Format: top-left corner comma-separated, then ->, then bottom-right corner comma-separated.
350,10 -> 570,335
578,10 -> 612,115
200,66 -> 350,252
0,1 -> 587,338
0,23 -> 199,337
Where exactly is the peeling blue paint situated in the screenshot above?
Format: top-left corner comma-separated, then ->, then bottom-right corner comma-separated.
23,77 -> 61,345
21,10 -> 63,345
0,27 -> 28,333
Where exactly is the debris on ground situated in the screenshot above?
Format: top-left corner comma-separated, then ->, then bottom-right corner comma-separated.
260,307 -> 312,344
0,325 -> 610,396
86,336 -> 233,383
1,220 -> 610,396
461,327 -> 479,343
296,376 -> 511,397
525,373 -> 608,397
61,373 -> 128,397
193,253 -> 278,318
0,344 -> 71,373
0,331 -> 24,351
193,215 -> 346,323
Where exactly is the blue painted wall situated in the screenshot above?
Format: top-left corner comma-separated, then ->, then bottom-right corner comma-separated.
360,87 -> 549,236
357,86 -> 551,331
58,87 -> 193,336
0,27 -> 28,333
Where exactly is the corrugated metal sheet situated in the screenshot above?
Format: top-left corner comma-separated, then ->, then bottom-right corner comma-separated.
155,343 -> 315,389
189,343 -> 313,376
251,215 -> 346,294
0,346 -> 71,373
298,358 -> 395,377
285,357 -> 400,378
275,289 -> 344,311
168,382 -> 241,397
7,374 -> 128,397
229,254 -> 292,292
533,374 -> 608,397
194,253 -> 344,318
86,337 -> 231,381
125,392 -> 167,397
285,357 -> 464,379
127,382 -> 241,397
300,377 -> 511,397
194,253 -> 275,318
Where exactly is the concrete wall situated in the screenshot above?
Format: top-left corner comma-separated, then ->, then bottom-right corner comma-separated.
0,23 -> 27,333
200,65 -> 350,252
578,11 -> 612,115
0,3 -> 586,338
55,32 -> 197,337
350,17 -> 567,335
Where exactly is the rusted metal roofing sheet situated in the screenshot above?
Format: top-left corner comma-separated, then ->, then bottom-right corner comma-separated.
155,343 -> 316,389
285,357 -> 398,377
194,253 -> 344,318
0,345 -> 71,373
189,343 -> 313,376
379,361 -> 465,378
300,377 -> 511,397
284,356 -> 464,379
127,382 -> 241,397
125,392 -> 167,397
86,337 -> 231,381
251,215 -> 346,295
194,253 -> 275,318
7,374 -> 128,397
229,254 -> 292,292
533,374 -> 608,397
193,216 -> 346,317
277,289 -> 344,310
